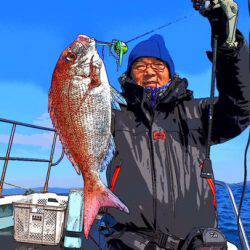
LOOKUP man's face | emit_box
[131,57,170,88]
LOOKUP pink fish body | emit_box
[49,35,129,238]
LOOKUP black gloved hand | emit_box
[192,1,230,47]
[202,6,229,47]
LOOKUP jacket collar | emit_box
[119,73,193,108]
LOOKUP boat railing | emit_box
[215,180,250,250]
[0,117,64,197]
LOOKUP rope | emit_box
[3,181,38,193]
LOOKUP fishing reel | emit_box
[192,0,211,11]
[192,0,238,48]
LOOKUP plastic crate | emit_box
[13,193,67,245]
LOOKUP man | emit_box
[97,3,249,250]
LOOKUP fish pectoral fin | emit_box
[110,86,127,111]
[63,147,81,175]
[72,163,81,175]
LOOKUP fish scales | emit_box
[49,35,129,239]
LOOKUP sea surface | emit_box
[3,183,250,249]
[216,183,250,249]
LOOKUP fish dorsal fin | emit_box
[110,86,127,110]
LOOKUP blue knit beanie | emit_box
[127,34,175,78]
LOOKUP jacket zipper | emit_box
[148,113,157,230]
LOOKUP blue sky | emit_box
[0,0,249,189]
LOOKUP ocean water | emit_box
[217,183,250,249]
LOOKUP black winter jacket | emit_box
[105,33,250,249]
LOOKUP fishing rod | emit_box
[94,14,193,67]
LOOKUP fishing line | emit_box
[125,13,194,44]
[95,13,194,67]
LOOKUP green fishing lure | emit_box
[112,40,128,66]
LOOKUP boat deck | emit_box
[0,227,63,249]
[0,223,106,250]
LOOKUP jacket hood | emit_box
[119,73,193,107]
[127,34,175,79]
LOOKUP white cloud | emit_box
[0,132,54,148]
[0,111,63,150]
[33,112,53,128]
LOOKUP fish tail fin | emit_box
[83,182,129,239]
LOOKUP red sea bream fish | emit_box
[49,35,129,238]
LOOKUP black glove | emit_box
[192,1,236,48]
[202,6,229,47]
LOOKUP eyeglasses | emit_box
[132,62,166,72]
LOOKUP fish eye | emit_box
[65,51,77,62]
